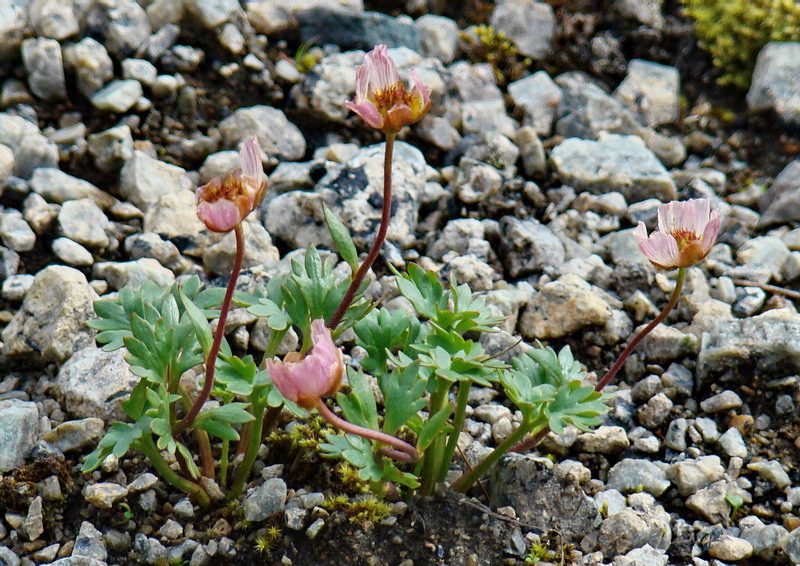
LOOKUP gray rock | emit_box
[444,254,497,291]
[555,72,640,139]
[46,558,107,566]
[607,458,670,496]
[119,150,192,213]
[127,473,158,494]
[666,455,724,497]
[699,390,742,413]
[53,238,95,267]
[462,133,519,171]
[428,218,489,262]
[450,60,503,102]
[499,216,565,277]
[415,115,461,151]
[292,51,361,124]
[93,258,175,291]
[613,59,679,127]
[55,346,140,421]
[0,399,40,472]
[758,160,800,226]
[490,454,598,543]
[2,273,34,301]
[461,99,517,137]
[0,114,59,178]
[0,244,20,280]
[246,0,363,35]
[783,524,800,564]
[184,0,239,28]
[132,533,167,565]
[202,222,279,276]
[613,0,663,29]
[697,308,800,386]
[173,499,195,520]
[3,265,98,363]
[490,0,555,59]
[664,418,688,451]
[158,518,183,539]
[708,534,753,561]
[718,426,748,459]
[73,521,107,562]
[91,79,143,113]
[22,38,67,101]
[84,482,129,510]
[297,8,420,51]
[58,199,111,248]
[0,210,35,252]
[508,71,562,136]
[124,232,181,269]
[513,127,547,177]
[0,3,26,62]
[747,460,791,490]
[87,124,134,172]
[453,158,503,204]
[739,516,787,560]
[747,42,800,127]
[219,105,305,165]
[144,189,207,247]
[596,501,671,557]
[62,38,114,97]
[551,134,676,203]
[519,274,613,339]
[42,418,104,453]
[642,323,699,363]
[594,489,627,518]
[243,478,287,522]
[416,14,458,64]
[737,236,790,280]
[85,0,151,58]
[613,544,668,566]
[0,143,13,183]
[30,168,117,209]
[574,425,629,454]
[637,392,673,429]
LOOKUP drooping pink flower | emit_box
[266,319,344,410]
[634,198,722,270]
[196,136,267,233]
[346,45,431,134]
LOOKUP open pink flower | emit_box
[196,136,267,233]
[266,319,344,410]
[346,45,431,134]
[634,198,721,270]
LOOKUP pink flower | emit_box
[196,136,267,233]
[634,198,722,270]
[345,45,431,134]
[266,319,344,410]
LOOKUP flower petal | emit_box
[700,209,722,254]
[346,100,384,129]
[365,44,398,91]
[197,198,241,233]
[239,136,263,183]
[637,229,681,269]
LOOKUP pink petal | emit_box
[239,136,263,183]
[346,100,384,129]
[384,103,412,132]
[197,199,240,233]
[639,231,681,269]
[657,200,679,234]
[409,69,431,108]
[353,64,371,102]
[266,359,302,403]
[365,44,398,91]
[700,209,722,254]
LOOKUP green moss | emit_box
[681,0,800,88]
[322,494,392,524]
[460,24,531,85]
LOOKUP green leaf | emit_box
[393,263,447,321]
[381,364,427,436]
[179,286,213,356]
[335,368,379,430]
[322,203,359,272]
[195,402,255,425]
[416,405,452,452]
[546,381,610,433]
[195,418,240,441]
[247,298,291,332]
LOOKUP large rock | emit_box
[0,113,59,178]
[219,105,306,165]
[30,168,117,209]
[62,37,114,97]
[555,72,640,140]
[550,133,676,203]
[758,159,800,226]
[55,347,140,421]
[22,37,67,101]
[266,141,425,250]
[508,71,562,136]
[297,8,420,51]
[747,42,800,127]
[697,308,800,388]
[246,0,363,35]
[2,266,98,364]
[0,400,41,472]
[119,150,193,213]
[596,501,672,557]
[490,454,598,543]
[614,59,679,127]
[82,0,151,58]
[519,274,614,339]
[490,0,555,59]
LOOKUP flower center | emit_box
[671,229,700,251]
[371,81,410,112]
[203,172,246,203]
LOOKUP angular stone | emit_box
[219,105,306,165]
[22,38,67,101]
[62,38,114,97]
[607,458,670,496]
[0,399,40,472]
[243,478,287,522]
[490,0,555,59]
[119,150,192,213]
[91,79,143,113]
[499,216,565,278]
[30,168,117,209]
[747,42,800,127]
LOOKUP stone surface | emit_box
[55,346,140,421]
[686,480,751,524]
[747,42,800,126]
[490,454,598,543]
[91,79,143,113]
[0,113,59,178]
[551,134,676,203]
[499,216,565,278]
[666,455,725,497]
[219,105,306,165]
[30,168,117,209]
[83,483,129,510]
[119,150,192,213]
[758,160,800,226]
[62,38,114,97]
[0,399,40,472]
[2,266,98,363]
[73,521,107,562]
[490,0,555,59]
[519,274,613,339]
[508,71,562,136]
[93,258,175,291]
[22,37,67,101]
[243,478,287,522]
[42,418,105,453]
[613,59,679,127]
[596,500,671,557]
[297,7,420,51]
[607,459,670,496]
[416,14,458,64]
[58,198,111,248]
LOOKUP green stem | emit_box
[228,403,266,501]
[219,439,229,488]
[419,383,449,496]
[328,134,396,329]
[510,267,688,454]
[138,434,210,507]
[450,420,537,494]
[175,223,246,434]
[436,382,471,484]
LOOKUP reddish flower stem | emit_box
[314,398,418,463]
[328,134,396,329]
[175,223,246,434]
[510,267,687,454]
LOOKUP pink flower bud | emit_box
[633,198,721,270]
[346,45,432,134]
[266,319,344,409]
[196,136,267,233]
